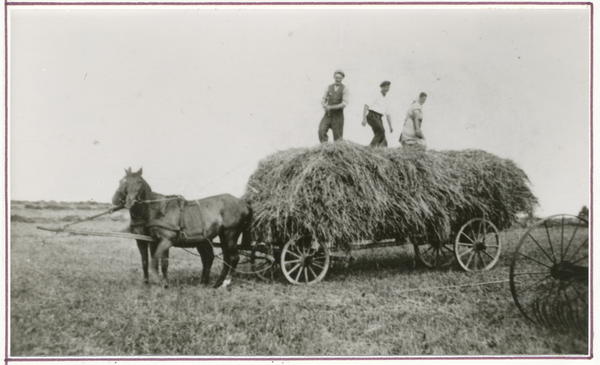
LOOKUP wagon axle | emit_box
[473,239,487,252]
[300,254,314,267]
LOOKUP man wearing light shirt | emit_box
[362,81,392,147]
[318,70,349,143]
[400,92,427,149]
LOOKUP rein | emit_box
[180,242,275,275]
[62,205,125,229]
[138,197,179,204]
[130,196,181,213]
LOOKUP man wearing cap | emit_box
[362,81,393,147]
[319,70,349,143]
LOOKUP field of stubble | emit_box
[9,201,589,357]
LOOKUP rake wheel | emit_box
[509,214,589,335]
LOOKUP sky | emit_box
[7,4,591,217]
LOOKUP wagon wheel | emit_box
[454,218,501,271]
[250,243,281,282]
[509,214,589,335]
[413,237,455,268]
[280,238,330,285]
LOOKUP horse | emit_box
[119,167,253,289]
[112,175,180,285]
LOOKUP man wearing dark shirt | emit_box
[318,70,349,143]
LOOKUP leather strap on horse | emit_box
[177,196,189,240]
[194,199,206,237]
[140,197,179,204]
[147,220,181,232]
[143,196,191,245]
[183,242,275,275]
[130,218,146,228]
[143,196,185,232]
[178,199,206,242]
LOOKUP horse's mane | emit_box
[140,179,179,218]
[140,176,152,195]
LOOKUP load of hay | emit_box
[243,141,538,248]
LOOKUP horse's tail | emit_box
[241,203,253,248]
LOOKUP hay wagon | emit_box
[244,141,538,285]
[36,142,540,288]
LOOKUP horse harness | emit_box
[133,196,210,246]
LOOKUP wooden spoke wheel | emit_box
[250,244,281,282]
[509,214,589,335]
[280,238,330,285]
[454,218,501,271]
[413,237,455,268]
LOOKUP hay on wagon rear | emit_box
[243,141,538,249]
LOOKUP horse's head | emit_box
[120,167,148,209]
[111,177,127,206]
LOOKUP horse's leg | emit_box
[149,238,172,287]
[197,242,214,285]
[161,249,170,288]
[136,240,149,284]
[148,240,160,285]
[214,231,241,289]
[213,233,230,288]
[239,216,253,251]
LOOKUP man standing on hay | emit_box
[318,70,349,143]
[362,80,393,147]
[400,92,427,148]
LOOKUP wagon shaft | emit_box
[37,226,155,242]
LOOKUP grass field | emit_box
[9,201,589,357]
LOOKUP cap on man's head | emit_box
[334,70,345,78]
[380,81,391,87]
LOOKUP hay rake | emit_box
[509,214,589,336]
